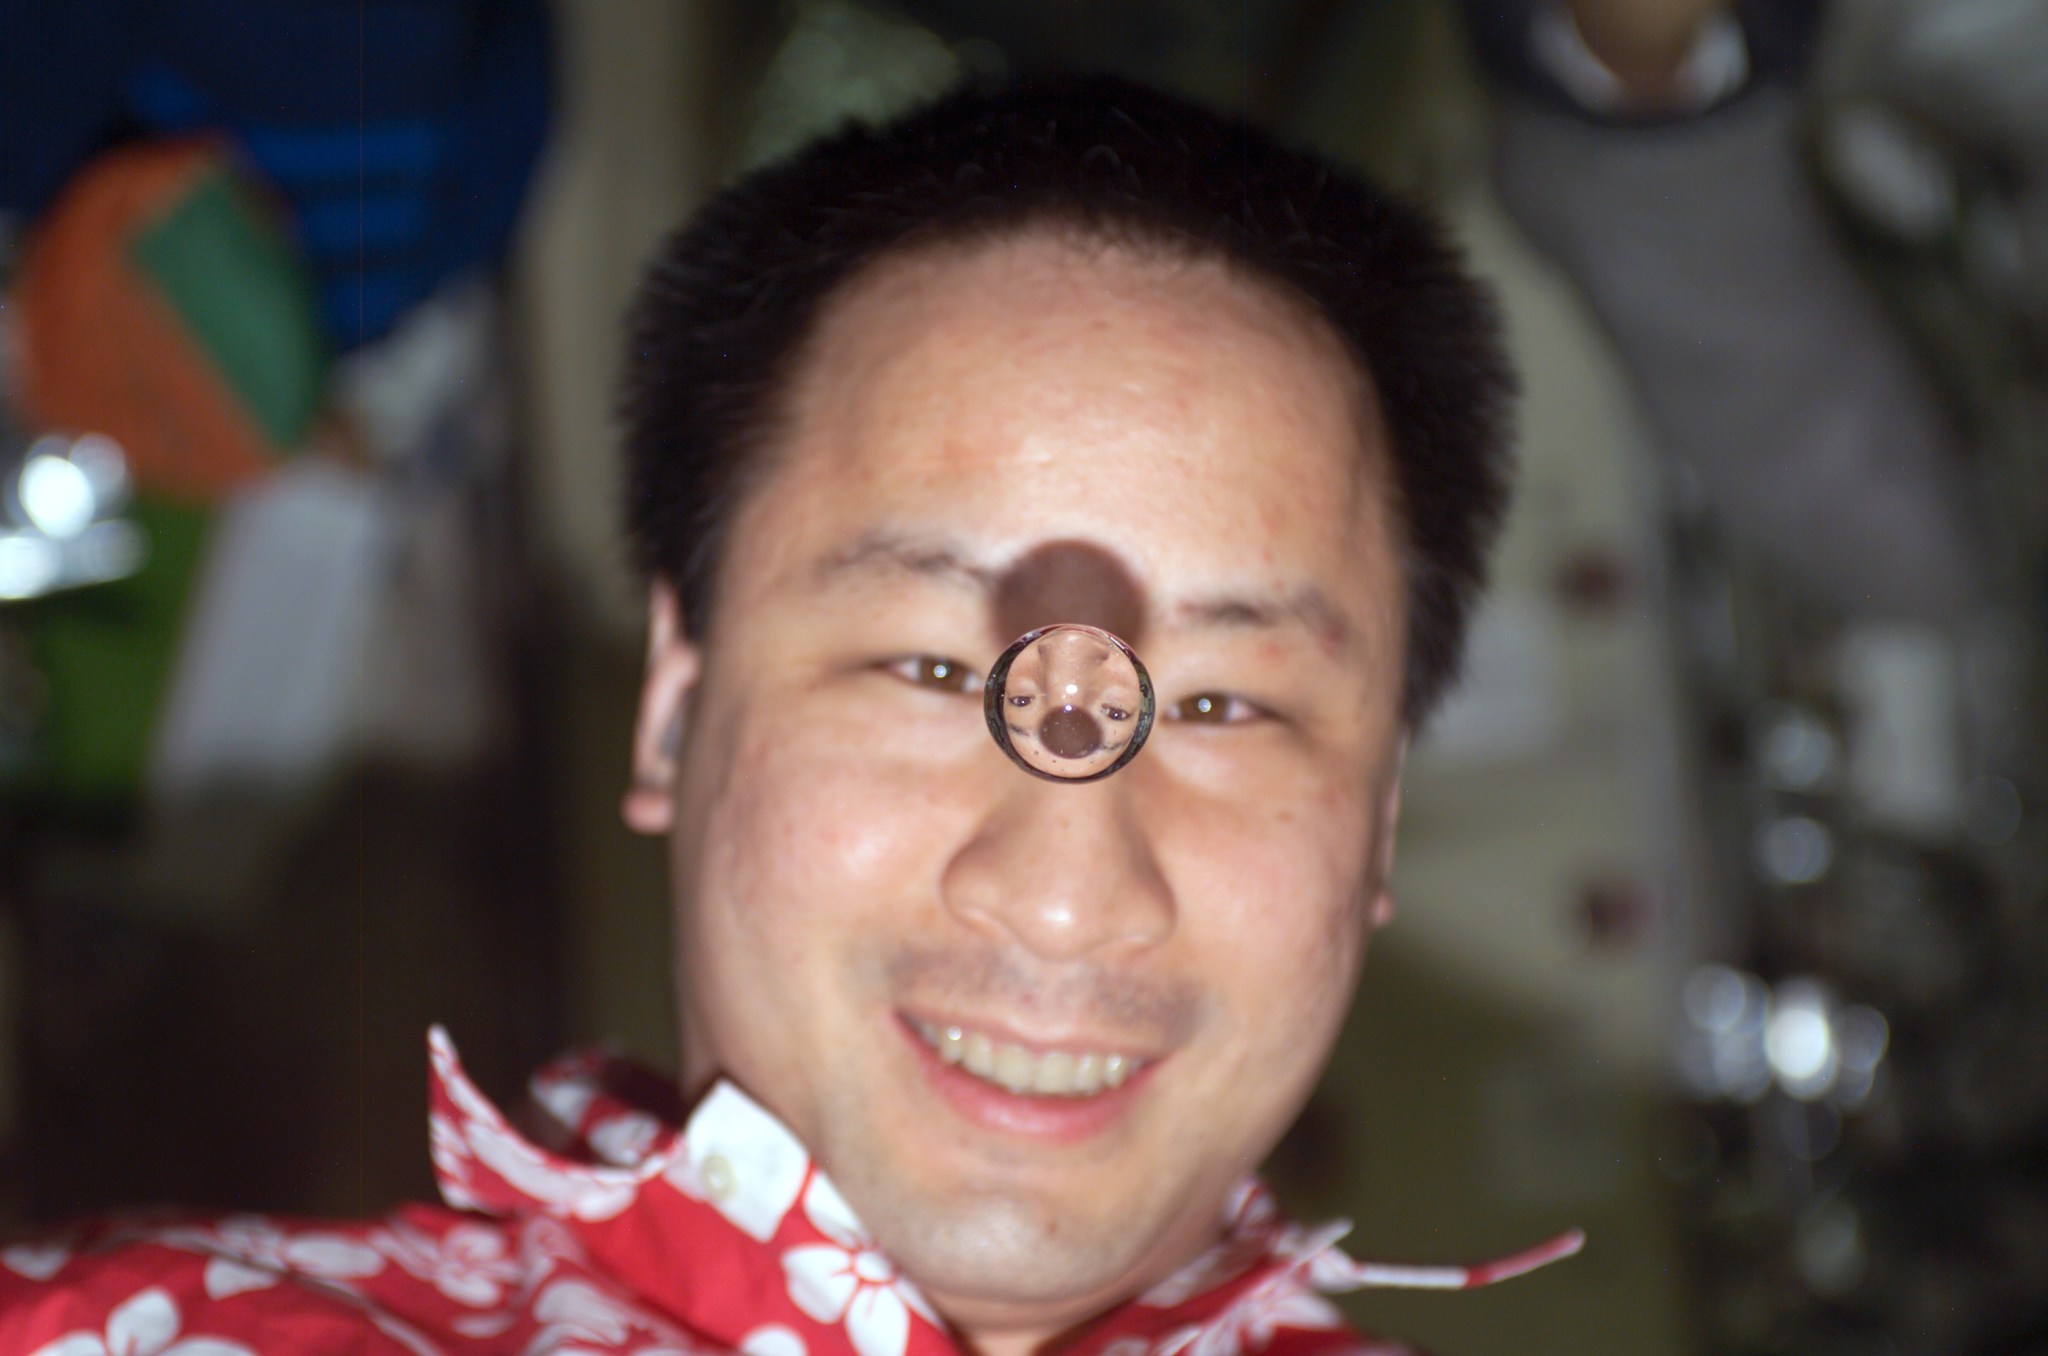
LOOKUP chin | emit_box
[875,1189,1158,1327]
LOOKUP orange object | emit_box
[16,139,325,504]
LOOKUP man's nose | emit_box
[939,776,1175,963]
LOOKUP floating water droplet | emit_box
[985,624,1153,782]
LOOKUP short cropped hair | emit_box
[622,72,1513,725]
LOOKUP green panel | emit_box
[7,499,212,811]
[128,171,328,451]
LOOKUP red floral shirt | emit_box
[0,1028,1579,1355]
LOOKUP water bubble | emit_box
[985,624,1153,783]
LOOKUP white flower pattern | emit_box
[457,1080,644,1221]
[28,1287,255,1356]
[3,1243,71,1282]
[528,1277,636,1351]
[375,1218,526,1307]
[1140,1183,1299,1310]
[740,1324,809,1356]
[0,1039,1526,1356]
[430,1109,477,1205]
[525,1276,692,1355]
[781,1176,937,1356]
[588,1111,663,1168]
[1154,1275,1345,1356]
[151,1216,384,1301]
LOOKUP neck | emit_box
[967,1333,1051,1356]
[929,1278,1148,1356]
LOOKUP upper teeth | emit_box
[910,1018,1142,1097]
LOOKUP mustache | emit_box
[882,943,1204,1042]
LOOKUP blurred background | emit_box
[2,2,2045,1353]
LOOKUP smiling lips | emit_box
[906,1016,1147,1098]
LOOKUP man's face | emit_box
[627,233,1408,1342]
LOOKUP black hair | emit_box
[622,72,1513,725]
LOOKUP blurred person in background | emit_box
[1453,3,2048,1352]
[1460,0,1983,622]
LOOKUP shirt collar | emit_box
[425,1027,1580,1356]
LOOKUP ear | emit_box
[622,579,702,836]
[1365,736,1408,930]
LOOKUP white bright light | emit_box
[1768,1008,1832,1081]
[67,433,131,509]
[1684,965,1754,1033]
[1766,981,1841,1099]
[18,453,97,538]
[0,532,61,599]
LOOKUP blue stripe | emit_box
[297,195,429,254]
[321,263,437,346]
[240,121,440,182]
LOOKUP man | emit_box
[0,74,1576,1355]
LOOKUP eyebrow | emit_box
[813,532,997,593]
[1174,586,1353,653]
[812,530,1352,651]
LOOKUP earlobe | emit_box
[1366,737,1407,931]
[622,579,702,836]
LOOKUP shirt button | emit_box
[702,1152,738,1203]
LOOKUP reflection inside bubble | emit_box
[985,624,1153,782]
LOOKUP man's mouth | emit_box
[905,1016,1144,1098]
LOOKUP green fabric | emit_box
[6,499,211,811]
[128,171,328,451]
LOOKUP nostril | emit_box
[1039,704,1102,760]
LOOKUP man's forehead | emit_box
[795,230,1381,442]
[744,232,1400,660]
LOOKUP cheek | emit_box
[685,697,978,967]
[673,695,985,1098]
[1157,775,1375,1041]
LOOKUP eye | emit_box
[883,656,984,695]
[1166,692,1261,725]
